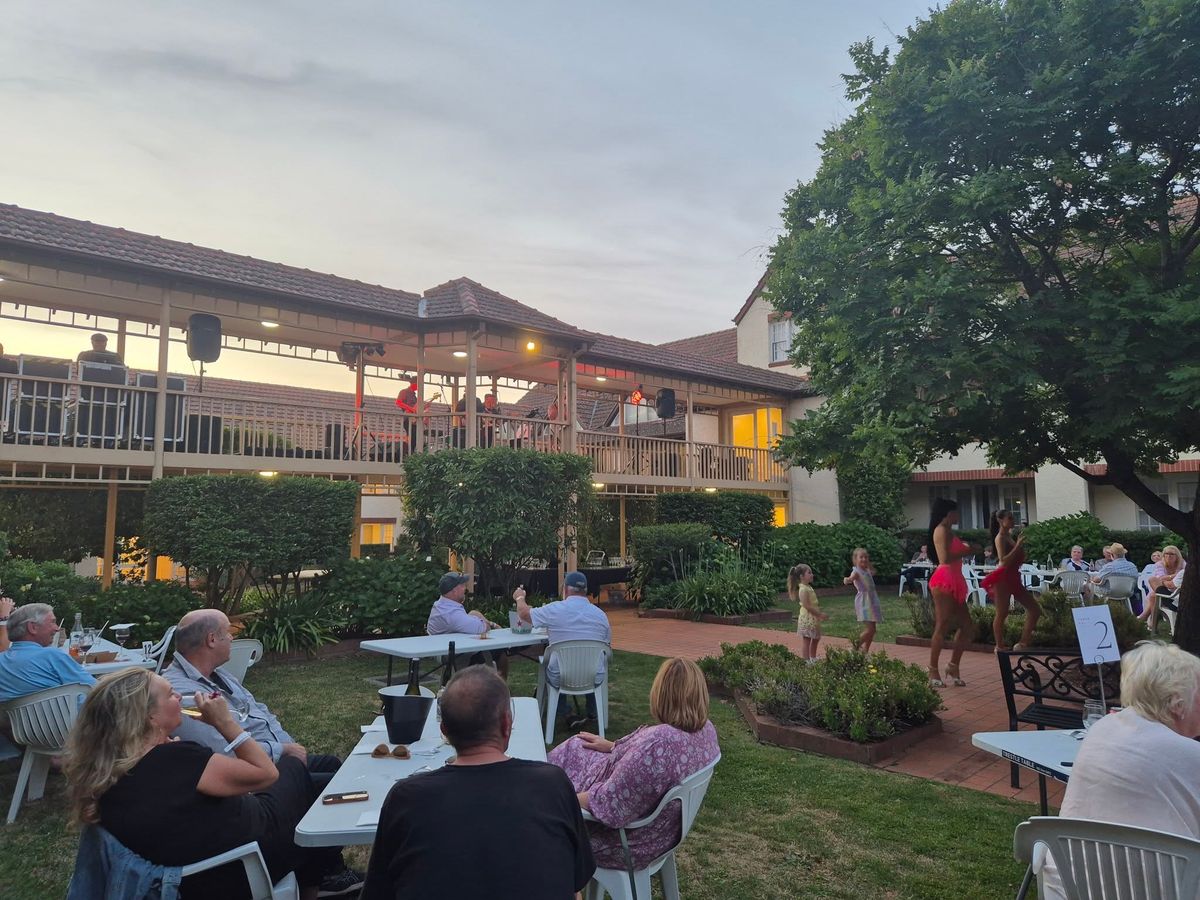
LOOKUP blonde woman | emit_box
[1039,642,1200,898]
[65,668,326,899]
[549,658,720,871]
[1138,545,1187,623]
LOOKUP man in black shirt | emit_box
[76,332,124,365]
[363,666,595,900]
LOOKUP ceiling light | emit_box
[452,350,469,358]
[259,471,278,478]
[595,376,607,382]
[704,487,718,493]
[261,320,279,328]
[592,482,605,489]
[526,340,537,351]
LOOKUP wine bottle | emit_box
[405,659,421,696]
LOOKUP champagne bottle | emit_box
[405,659,422,696]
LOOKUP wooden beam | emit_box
[101,481,118,590]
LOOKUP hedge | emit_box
[628,523,715,597]
[655,492,775,549]
[313,553,444,637]
[765,521,904,588]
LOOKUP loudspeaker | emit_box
[654,388,676,419]
[187,314,222,363]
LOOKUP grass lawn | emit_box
[0,648,1032,899]
[752,587,913,645]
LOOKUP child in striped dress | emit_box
[789,564,828,661]
[843,547,883,653]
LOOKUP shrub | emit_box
[628,523,715,596]
[1103,529,1186,568]
[898,528,990,561]
[0,557,101,624]
[79,581,203,646]
[315,554,443,637]
[763,521,903,588]
[240,591,343,655]
[655,492,775,549]
[670,567,777,618]
[698,640,803,692]
[1019,513,1107,565]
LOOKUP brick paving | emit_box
[604,604,1063,809]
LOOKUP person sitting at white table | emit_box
[426,571,507,677]
[1087,542,1139,600]
[0,603,95,702]
[1038,641,1200,899]
[1059,545,1091,572]
[516,571,611,729]
[362,666,594,900]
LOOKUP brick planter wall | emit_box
[639,608,793,626]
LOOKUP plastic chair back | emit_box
[148,625,177,674]
[224,639,265,682]
[4,683,89,753]
[586,550,606,567]
[1096,574,1137,607]
[546,640,610,692]
[1055,571,1090,602]
[1014,816,1200,900]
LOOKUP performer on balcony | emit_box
[76,333,123,365]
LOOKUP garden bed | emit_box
[639,607,793,625]
[731,690,943,765]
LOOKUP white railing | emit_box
[579,432,788,485]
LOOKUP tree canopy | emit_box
[768,0,1200,646]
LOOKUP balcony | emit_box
[0,369,788,489]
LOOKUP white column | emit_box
[151,296,171,479]
[465,331,478,449]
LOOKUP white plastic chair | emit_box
[1052,570,1090,604]
[1151,586,1180,636]
[3,683,90,824]
[1093,574,1138,613]
[898,567,928,599]
[536,639,611,745]
[146,625,177,674]
[586,550,607,567]
[224,638,264,682]
[962,565,988,606]
[1019,564,1043,592]
[583,754,721,900]
[181,841,299,899]
[1013,816,1200,900]
[1138,571,1155,613]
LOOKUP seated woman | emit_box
[548,657,719,871]
[1138,545,1186,623]
[65,668,326,900]
[1038,641,1200,899]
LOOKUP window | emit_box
[1000,484,1028,524]
[1179,481,1198,514]
[773,504,787,527]
[731,408,783,449]
[769,318,795,364]
[1136,483,1169,531]
[361,523,395,546]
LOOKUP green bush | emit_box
[1103,529,1186,568]
[315,554,443,637]
[628,523,715,596]
[468,591,549,627]
[763,521,903,588]
[1019,513,1107,565]
[0,557,101,624]
[79,581,203,646]
[240,591,343,655]
[700,641,941,743]
[655,492,775,549]
[670,568,776,618]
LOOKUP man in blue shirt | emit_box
[426,572,506,676]
[0,603,95,702]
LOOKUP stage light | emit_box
[704,487,718,493]
[526,340,537,351]
[596,376,607,382]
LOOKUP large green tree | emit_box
[769,0,1200,649]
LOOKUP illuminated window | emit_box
[732,408,783,449]
[361,523,395,546]
[773,504,787,527]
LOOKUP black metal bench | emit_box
[996,649,1121,800]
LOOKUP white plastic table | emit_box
[972,729,1082,814]
[360,628,549,685]
[294,696,546,846]
[58,636,156,675]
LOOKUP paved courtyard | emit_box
[604,603,1064,808]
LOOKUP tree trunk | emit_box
[1172,534,1200,655]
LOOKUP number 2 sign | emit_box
[1072,604,1121,664]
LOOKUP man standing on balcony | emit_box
[481,392,501,447]
[76,332,123,365]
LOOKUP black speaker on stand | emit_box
[654,388,676,419]
[187,314,222,391]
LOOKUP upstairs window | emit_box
[769,318,795,364]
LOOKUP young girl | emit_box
[842,548,883,653]
[789,564,828,661]
[980,509,1040,651]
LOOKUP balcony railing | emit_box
[0,371,786,486]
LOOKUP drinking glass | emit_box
[1082,699,1105,732]
[112,625,132,648]
[79,628,97,656]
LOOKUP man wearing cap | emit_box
[515,572,611,729]
[1089,543,1140,601]
[426,572,507,676]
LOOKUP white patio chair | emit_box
[1013,816,1200,900]
[1018,564,1043,592]
[223,638,264,682]
[536,639,611,745]
[898,566,928,599]
[1093,574,1138,613]
[586,550,607,567]
[1051,570,1090,604]
[962,565,988,606]
[4,683,90,824]
[1150,586,1180,637]
[583,754,721,900]
[181,842,299,898]
[145,624,177,674]
[1138,571,1154,613]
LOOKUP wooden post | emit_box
[101,482,118,590]
[566,351,578,453]
[619,495,627,559]
[466,331,478,449]
[350,488,363,559]
[116,317,127,360]
[152,295,171,479]
[685,384,695,481]
[415,333,426,452]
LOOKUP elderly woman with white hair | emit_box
[1039,641,1200,899]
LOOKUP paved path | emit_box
[606,604,1063,808]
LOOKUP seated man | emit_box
[163,609,362,897]
[76,332,123,365]
[1089,542,1139,594]
[0,603,95,702]
[516,571,611,728]
[426,572,506,677]
[363,666,594,900]
[1059,545,1091,571]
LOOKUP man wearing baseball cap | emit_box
[515,571,611,729]
[427,572,507,676]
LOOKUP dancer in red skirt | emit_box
[981,509,1041,651]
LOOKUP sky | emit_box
[0,0,935,392]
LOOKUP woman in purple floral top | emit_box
[548,657,719,870]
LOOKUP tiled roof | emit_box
[733,272,767,324]
[657,328,738,363]
[421,278,585,339]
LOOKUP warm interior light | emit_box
[259,471,278,478]
[452,350,469,358]
[704,487,718,493]
[261,320,279,328]
[526,340,537,351]
[629,386,643,406]
[595,376,607,382]
[592,482,605,489]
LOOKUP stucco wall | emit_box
[1033,466,1091,519]
[736,296,808,377]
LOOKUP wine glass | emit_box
[112,624,133,649]
[77,628,96,659]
